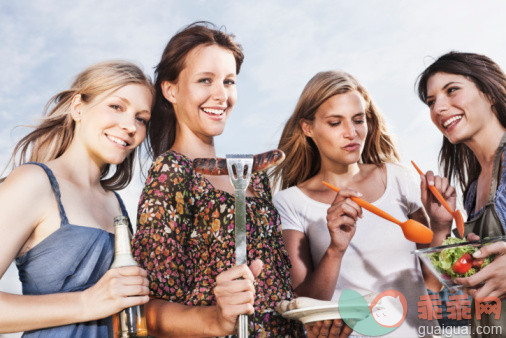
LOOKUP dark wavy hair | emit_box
[147,21,244,159]
[417,51,506,196]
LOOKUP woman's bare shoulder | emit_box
[1,164,54,202]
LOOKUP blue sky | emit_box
[1,0,506,327]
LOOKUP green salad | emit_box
[430,237,494,278]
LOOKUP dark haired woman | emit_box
[417,51,506,335]
[131,22,305,336]
[0,61,152,336]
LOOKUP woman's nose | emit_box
[212,83,227,102]
[343,121,357,138]
[432,95,449,115]
[120,115,137,134]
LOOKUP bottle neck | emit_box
[111,222,138,268]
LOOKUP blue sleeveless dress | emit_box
[15,162,129,337]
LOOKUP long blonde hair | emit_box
[5,60,154,190]
[272,70,399,190]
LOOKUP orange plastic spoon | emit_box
[411,161,465,238]
[322,181,433,244]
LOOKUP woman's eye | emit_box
[354,119,365,124]
[109,104,122,110]
[329,121,340,127]
[198,78,212,84]
[224,79,236,85]
[427,100,434,108]
[447,87,459,94]
[136,117,148,125]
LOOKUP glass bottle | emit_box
[111,216,148,338]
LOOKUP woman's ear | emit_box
[161,81,177,104]
[70,94,83,122]
[300,119,313,137]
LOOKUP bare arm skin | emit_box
[144,260,263,337]
[0,166,148,333]
[283,189,362,301]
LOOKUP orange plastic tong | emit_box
[322,181,433,244]
[411,161,465,238]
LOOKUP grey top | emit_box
[15,162,128,337]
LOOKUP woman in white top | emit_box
[271,70,450,336]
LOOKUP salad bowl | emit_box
[413,236,506,290]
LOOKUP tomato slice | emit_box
[452,253,473,274]
[472,258,484,269]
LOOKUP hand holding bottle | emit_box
[79,266,149,322]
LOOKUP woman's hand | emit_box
[80,266,150,322]
[419,171,455,232]
[326,188,362,254]
[305,319,353,337]
[213,259,263,334]
[454,234,506,300]
[420,171,457,242]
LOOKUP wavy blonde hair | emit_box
[272,70,399,190]
[4,60,154,190]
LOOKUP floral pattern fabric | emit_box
[132,150,304,337]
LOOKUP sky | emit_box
[1,0,506,334]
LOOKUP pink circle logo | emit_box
[369,290,408,328]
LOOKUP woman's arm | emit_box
[0,166,149,333]
[145,261,263,337]
[0,266,148,333]
[282,189,362,300]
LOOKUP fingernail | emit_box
[357,192,363,197]
[473,250,481,257]
[428,180,434,185]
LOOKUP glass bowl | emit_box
[412,236,506,290]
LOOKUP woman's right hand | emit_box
[213,259,263,334]
[326,188,362,254]
[80,266,149,322]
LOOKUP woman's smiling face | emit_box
[76,83,152,166]
[163,44,237,144]
[426,72,495,144]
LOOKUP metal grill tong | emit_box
[225,154,253,338]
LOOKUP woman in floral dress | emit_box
[131,22,304,337]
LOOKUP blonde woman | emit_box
[272,71,449,336]
[0,61,153,337]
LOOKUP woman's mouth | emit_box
[442,115,463,130]
[343,143,360,152]
[106,134,130,148]
[202,107,226,119]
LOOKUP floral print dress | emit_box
[132,150,304,337]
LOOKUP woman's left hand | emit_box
[454,241,506,300]
[419,171,455,230]
[305,319,353,337]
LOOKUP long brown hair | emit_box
[147,21,244,159]
[417,52,506,196]
[272,70,399,190]
[5,60,154,190]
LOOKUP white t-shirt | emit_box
[273,163,438,337]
